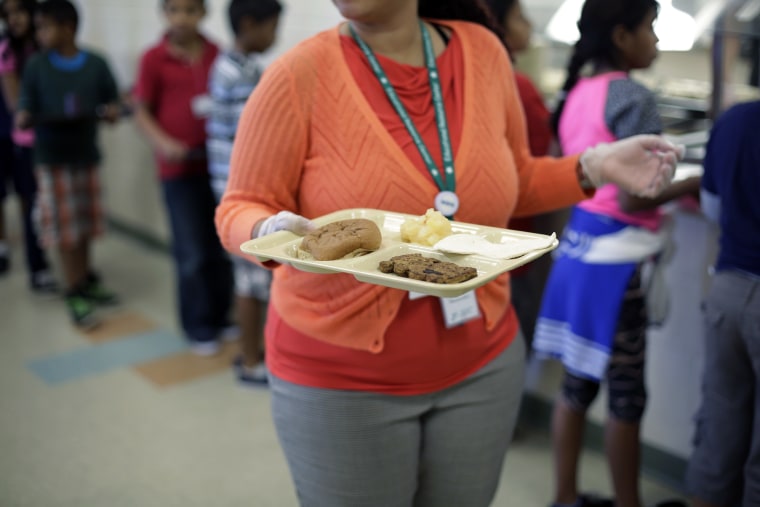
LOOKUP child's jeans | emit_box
[161,173,233,343]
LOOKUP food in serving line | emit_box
[379,253,477,284]
[299,218,382,261]
[400,208,452,246]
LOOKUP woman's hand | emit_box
[580,135,685,198]
[254,211,317,239]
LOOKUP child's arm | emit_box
[97,56,122,124]
[132,103,189,162]
[132,50,189,162]
[618,175,701,213]
[0,73,21,112]
[14,55,38,130]
[0,41,21,111]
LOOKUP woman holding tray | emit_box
[215,0,682,505]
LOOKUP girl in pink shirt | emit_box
[534,1,700,506]
[0,0,56,293]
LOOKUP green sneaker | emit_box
[83,274,119,306]
[66,294,99,329]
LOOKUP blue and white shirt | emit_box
[206,50,263,197]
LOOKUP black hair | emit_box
[418,0,504,43]
[551,0,658,133]
[36,0,78,32]
[228,0,282,36]
[0,0,38,74]
[481,0,517,30]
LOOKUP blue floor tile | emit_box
[28,330,188,385]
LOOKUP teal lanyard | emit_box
[350,21,455,194]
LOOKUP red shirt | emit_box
[508,72,553,259]
[133,34,218,180]
[514,72,551,158]
[266,29,518,395]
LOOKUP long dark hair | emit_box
[551,0,658,133]
[419,0,504,42]
[0,0,38,75]
[481,0,517,30]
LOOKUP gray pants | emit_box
[686,270,760,505]
[270,337,526,507]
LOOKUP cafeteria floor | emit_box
[0,200,681,506]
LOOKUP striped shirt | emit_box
[206,50,263,197]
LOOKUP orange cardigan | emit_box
[215,20,585,353]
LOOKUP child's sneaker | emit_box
[30,269,59,296]
[65,292,99,330]
[233,356,269,386]
[189,340,220,357]
[82,272,119,306]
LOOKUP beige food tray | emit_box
[240,208,558,298]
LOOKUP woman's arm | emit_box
[215,59,309,255]
[132,103,188,162]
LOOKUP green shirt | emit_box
[19,49,118,165]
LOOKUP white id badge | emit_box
[440,291,481,328]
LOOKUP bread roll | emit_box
[300,219,382,261]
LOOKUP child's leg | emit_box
[36,164,106,327]
[11,146,56,291]
[59,238,88,289]
[233,258,271,367]
[0,201,7,273]
[605,418,641,507]
[605,267,648,507]
[237,294,265,366]
[231,258,270,383]
[553,373,600,505]
[0,137,10,273]
[161,174,233,345]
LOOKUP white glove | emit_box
[255,211,316,238]
[580,135,685,198]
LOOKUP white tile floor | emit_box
[0,201,681,506]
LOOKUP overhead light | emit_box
[546,0,697,51]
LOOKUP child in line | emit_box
[532,1,700,506]
[0,0,57,293]
[133,0,233,355]
[16,0,121,328]
[207,0,281,383]
[686,101,760,507]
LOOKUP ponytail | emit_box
[419,0,505,43]
[550,38,594,134]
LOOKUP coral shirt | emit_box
[216,21,586,391]
[266,30,517,394]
